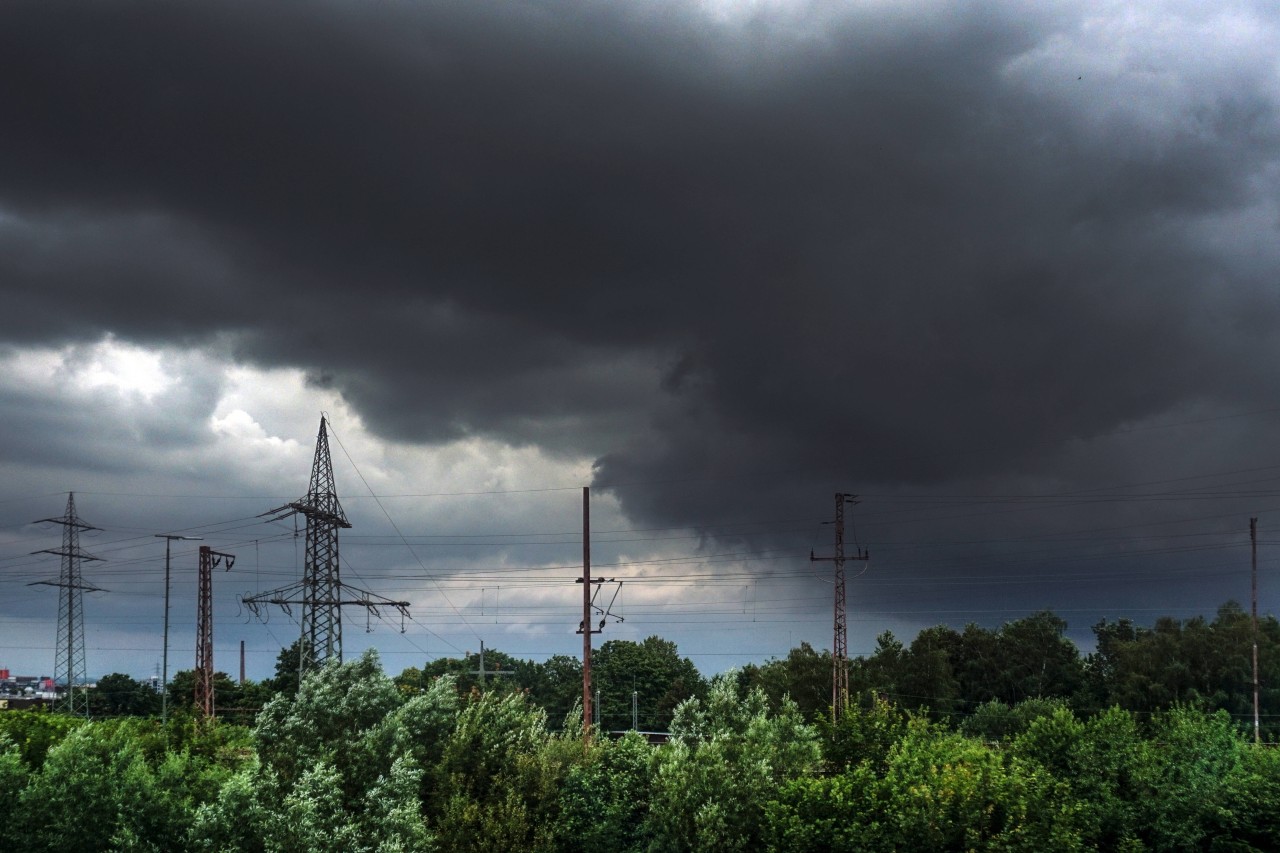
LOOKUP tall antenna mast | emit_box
[811,492,868,723]
[243,416,408,673]
[29,492,103,717]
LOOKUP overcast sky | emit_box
[2,0,1279,685]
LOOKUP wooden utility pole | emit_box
[578,486,596,739]
[1252,517,1260,744]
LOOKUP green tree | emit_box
[0,710,85,768]
[556,731,653,853]
[875,718,1081,850]
[0,735,28,847]
[647,674,820,851]
[895,625,962,718]
[433,688,580,853]
[527,654,583,725]
[1131,706,1253,851]
[739,641,831,721]
[90,672,162,718]
[1083,603,1280,729]
[961,697,1072,743]
[778,714,1085,852]
[166,669,258,717]
[822,695,910,771]
[17,719,227,852]
[592,636,705,733]
[995,611,1083,703]
[269,639,312,697]
[198,650,443,851]
[1012,705,1143,849]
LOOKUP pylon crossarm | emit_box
[28,580,107,593]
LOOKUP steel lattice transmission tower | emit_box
[243,416,409,673]
[29,492,103,717]
[811,493,868,723]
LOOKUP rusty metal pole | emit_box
[195,546,235,719]
[1252,517,1260,744]
[582,486,592,740]
[832,495,848,720]
[811,493,866,724]
[196,547,214,717]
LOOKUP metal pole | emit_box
[582,487,592,739]
[810,494,864,724]
[833,495,846,720]
[156,534,201,723]
[1252,517,1260,744]
[163,537,170,722]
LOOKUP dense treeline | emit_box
[742,602,1280,735]
[72,601,1280,735]
[2,602,1279,850]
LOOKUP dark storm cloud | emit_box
[2,0,1279,540]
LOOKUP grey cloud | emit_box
[0,0,1277,615]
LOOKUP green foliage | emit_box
[269,761,364,852]
[167,669,267,719]
[190,762,272,853]
[0,735,28,847]
[961,696,1072,743]
[1217,740,1280,850]
[593,636,706,733]
[852,612,1084,721]
[1012,706,1143,849]
[739,641,831,721]
[16,719,231,852]
[647,674,820,852]
[410,646,534,698]
[557,731,654,853]
[821,695,910,770]
[255,649,404,790]
[525,654,583,725]
[1082,604,1280,729]
[763,766,884,853]
[197,650,439,852]
[432,688,580,853]
[90,672,162,717]
[876,719,1083,850]
[10,618,1280,851]
[768,718,1084,852]
[1132,706,1252,851]
[0,709,84,768]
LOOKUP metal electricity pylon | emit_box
[29,492,103,717]
[195,545,235,718]
[811,493,869,723]
[242,416,409,674]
